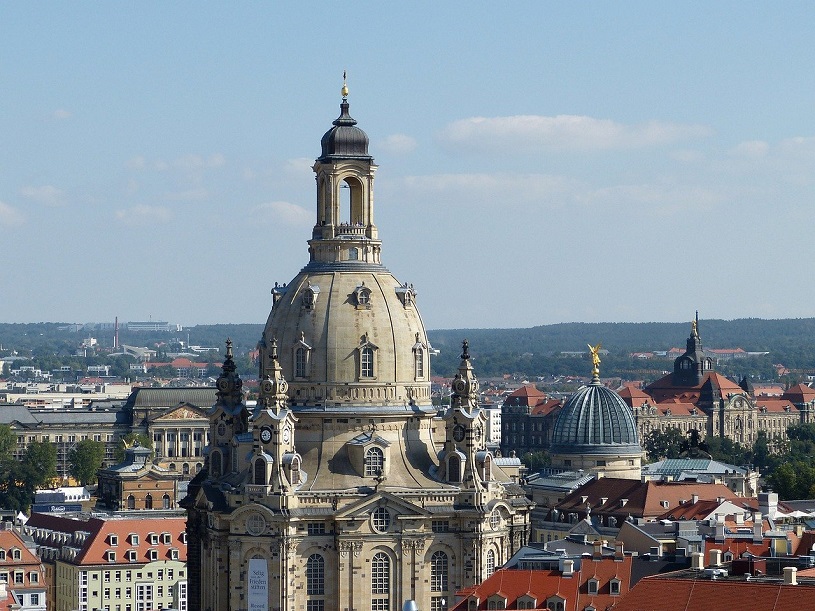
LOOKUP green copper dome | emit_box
[550,378,641,456]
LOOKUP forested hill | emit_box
[426,318,815,378]
[2,318,815,381]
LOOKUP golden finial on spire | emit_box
[341,70,349,99]
[588,343,602,378]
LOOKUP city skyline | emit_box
[2,2,814,329]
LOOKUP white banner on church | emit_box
[248,558,269,611]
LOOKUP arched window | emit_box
[306,554,325,595]
[371,552,390,611]
[448,456,461,483]
[415,348,425,379]
[290,456,301,485]
[365,447,384,476]
[254,458,267,485]
[162,494,171,509]
[211,451,222,477]
[371,508,391,533]
[361,347,374,378]
[430,551,449,592]
[483,454,492,481]
[145,494,153,510]
[295,347,307,378]
[127,495,135,510]
[486,549,496,577]
[183,463,190,475]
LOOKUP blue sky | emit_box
[2,2,814,329]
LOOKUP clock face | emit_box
[453,379,467,394]
[261,380,274,394]
[282,427,291,443]
[453,424,466,442]
[260,427,272,444]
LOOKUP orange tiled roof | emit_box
[452,558,633,611]
[26,513,187,565]
[613,576,815,611]
[504,385,547,406]
[783,383,815,404]
[755,398,797,413]
[531,399,561,416]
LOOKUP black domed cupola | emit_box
[319,73,370,160]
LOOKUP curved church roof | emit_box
[550,375,641,456]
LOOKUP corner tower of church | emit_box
[184,81,532,611]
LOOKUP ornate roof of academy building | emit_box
[550,344,640,456]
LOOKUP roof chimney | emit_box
[562,559,574,577]
[593,540,603,559]
[692,493,699,504]
[784,566,798,585]
[709,549,722,567]
[615,541,625,559]
[753,514,763,543]
[691,552,705,570]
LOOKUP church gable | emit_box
[333,491,433,522]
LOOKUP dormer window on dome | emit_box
[396,283,416,308]
[413,333,427,380]
[354,283,372,309]
[301,283,320,310]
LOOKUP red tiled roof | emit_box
[504,385,547,407]
[755,398,797,413]
[783,383,815,404]
[26,513,187,565]
[557,479,740,521]
[613,576,815,611]
[644,371,745,404]
[617,386,653,407]
[452,558,633,611]
[531,399,561,416]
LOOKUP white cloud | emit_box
[252,201,312,226]
[0,201,24,226]
[399,171,725,217]
[379,133,417,155]
[730,140,770,158]
[587,183,725,216]
[19,185,65,207]
[52,109,71,119]
[115,205,172,226]
[401,172,583,207]
[438,114,712,152]
[127,156,147,170]
[283,157,314,178]
[163,188,209,202]
[171,153,226,171]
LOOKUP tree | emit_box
[643,428,685,462]
[0,425,15,462]
[521,451,552,472]
[68,439,105,486]
[23,441,58,489]
[113,433,153,463]
[752,431,771,471]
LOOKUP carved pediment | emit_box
[333,491,433,521]
[152,402,210,422]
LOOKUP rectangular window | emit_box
[431,520,450,533]
[29,572,39,583]
[307,522,326,536]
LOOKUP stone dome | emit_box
[263,268,432,415]
[550,377,641,456]
[319,99,370,159]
